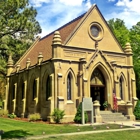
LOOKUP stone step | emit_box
[100,111,129,122]
[100,111,122,114]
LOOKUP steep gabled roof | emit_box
[14,13,86,72]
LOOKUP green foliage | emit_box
[0,109,8,117]
[107,18,140,93]
[0,0,41,100]
[107,18,130,48]
[134,100,140,120]
[103,101,108,108]
[74,102,88,124]
[8,113,16,118]
[0,78,6,100]
[0,0,42,76]
[28,113,41,121]
[51,108,65,123]
[129,22,140,91]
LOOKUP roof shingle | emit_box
[13,13,86,72]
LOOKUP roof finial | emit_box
[124,43,132,54]
[38,52,43,65]
[7,55,14,76]
[7,55,13,67]
[26,58,31,69]
[52,31,62,45]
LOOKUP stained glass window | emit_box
[90,26,99,37]
[46,76,51,100]
[12,84,15,99]
[33,79,36,100]
[119,76,123,99]
[21,83,24,99]
[90,68,104,86]
[67,74,71,100]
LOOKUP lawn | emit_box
[41,130,140,140]
[0,117,134,139]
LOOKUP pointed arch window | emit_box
[12,84,15,100]
[90,68,105,86]
[119,76,123,100]
[33,79,36,100]
[21,82,25,99]
[46,76,51,100]
[67,74,71,100]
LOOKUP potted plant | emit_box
[103,101,108,110]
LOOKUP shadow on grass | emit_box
[2,130,33,139]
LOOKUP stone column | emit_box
[4,55,14,111]
[51,31,62,109]
[83,78,88,97]
[57,73,64,110]
[57,96,64,110]
[34,78,39,113]
[21,81,27,118]
[93,100,102,123]
[12,83,17,114]
[57,73,62,96]
[126,101,135,121]
[79,58,86,99]
[131,79,138,109]
[4,82,8,111]
[115,81,121,102]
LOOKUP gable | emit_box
[65,5,124,54]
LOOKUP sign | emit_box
[82,97,94,124]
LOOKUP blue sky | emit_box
[29,0,140,37]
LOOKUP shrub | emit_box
[8,113,16,119]
[103,101,108,108]
[0,109,8,117]
[74,102,88,123]
[51,108,65,123]
[134,100,140,120]
[28,113,41,121]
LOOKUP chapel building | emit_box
[4,4,138,122]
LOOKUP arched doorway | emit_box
[90,68,105,110]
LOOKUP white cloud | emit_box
[58,0,83,6]
[30,0,51,7]
[106,0,140,28]
[30,0,91,7]
[30,0,91,37]
[85,0,92,9]
[116,0,140,14]
[105,9,139,29]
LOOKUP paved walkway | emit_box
[5,121,140,140]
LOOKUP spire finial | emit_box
[124,42,132,54]
[26,58,31,69]
[7,55,13,67]
[52,31,62,45]
[38,52,43,65]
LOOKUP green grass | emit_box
[41,130,140,140]
[0,117,134,139]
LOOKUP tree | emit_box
[107,18,130,48]
[108,18,140,96]
[0,0,41,100]
[130,22,140,92]
[134,100,140,119]
[0,0,41,76]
